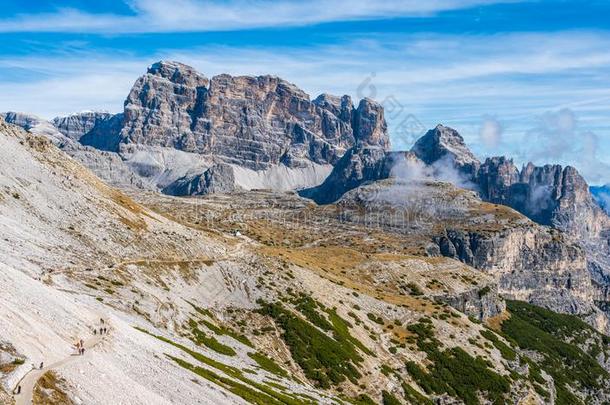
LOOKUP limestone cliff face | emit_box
[410,125,610,243]
[7,61,390,196]
[433,281,506,321]
[338,178,606,329]
[52,112,123,151]
[477,156,610,323]
[478,158,610,238]
[434,226,598,320]
[119,61,389,171]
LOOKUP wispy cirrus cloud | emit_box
[3,31,610,122]
[0,0,520,33]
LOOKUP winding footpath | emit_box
[13,325,109,405]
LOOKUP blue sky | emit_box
[0,0,609,184]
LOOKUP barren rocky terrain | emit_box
[1,62,610,405]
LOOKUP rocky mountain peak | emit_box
[119,61,390,172]
[147,60,209,86]
[313,93,354,121]
[411,124,480,178]
[477,156,520,203]
[354,98,389,149]
[412,124,478,165]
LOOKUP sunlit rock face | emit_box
[119,61,389,171]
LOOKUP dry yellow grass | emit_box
[485,310,511,332]
[259,245,441,311]
[33,371,74,405]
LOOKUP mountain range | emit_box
[1,61,610,404]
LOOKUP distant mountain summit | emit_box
[411,124,480,178]
[118,60,389,171]
[4,60,390,195]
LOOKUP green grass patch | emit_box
[366,313,384,325]
[480,330,516,361]
[381,390,401,405]
[185,300,214,318]
[258,300,363,389]
[405,319,510,405]
[501,301,610,405]
[349,394,376,404]
[248,352,288,377]
[188,319,237,356]
[187,301,253,348]
[401,382,433,405]
[406,282,424,296]
[135,327,312,405]
[325,308,373,356]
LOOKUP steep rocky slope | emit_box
[415,128,610,326]
[299,145,397,204]
[135,186,610,404]
[302,122,610,332]
[1,115,610,404]
[338,179,608,331]
[0,118,339,404]
[52,111,123,151]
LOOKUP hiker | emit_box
[100,318,104,324]
[40,362,43,369]
[94,329,97,335]
[16,385,21,394]
[82,347,85,355]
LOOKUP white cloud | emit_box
[0,30,609,184]
[479,116,503,150]
[518,107,610,184]
[0,0,519,33]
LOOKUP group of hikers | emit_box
[74,338,86,355]
[13,317,110,397]
[94,317,108,336]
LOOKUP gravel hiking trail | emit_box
[14,321,110,405]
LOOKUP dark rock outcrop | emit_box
[411,124,480,179]
[299,146,396,204]
[53,112,123,151]
[162,163,237,196]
